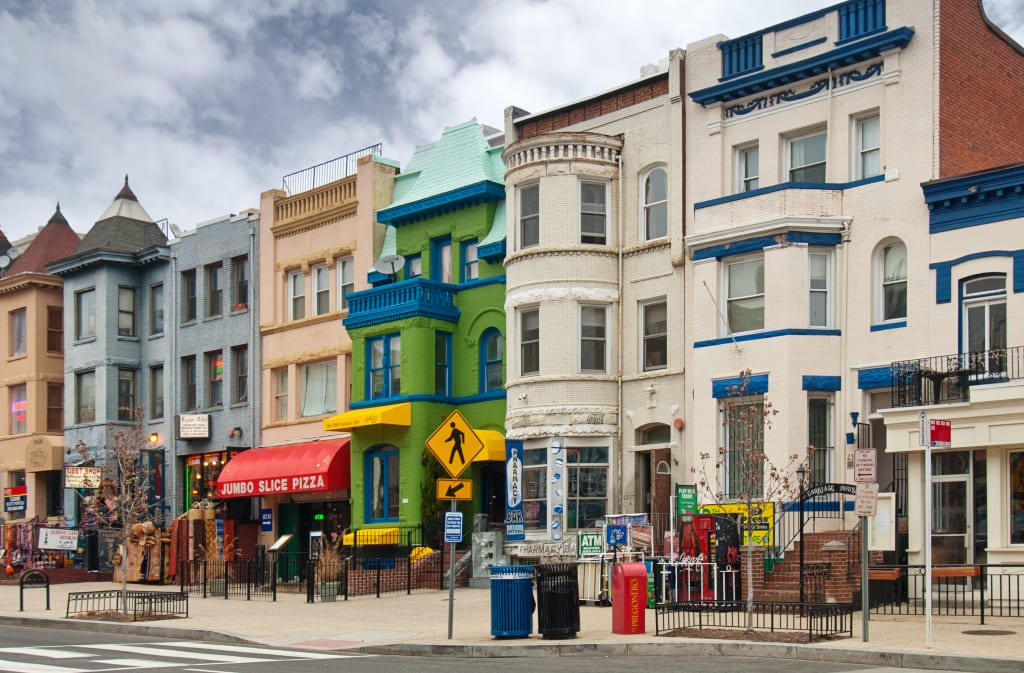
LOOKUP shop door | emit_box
[932,478,969,565]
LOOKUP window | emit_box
[877,241,907,322]
[519,184,540,248]
[367,445,400,521]
[117,287,136,336]
[336,256,354,310]
[1011,451,1024,545]
[462,240,479,282]
[368,335,401,400]
[405,254,422,279]
[7,470,25,519]
[639,425,671,444]
[10,308,26,356]
[519,308,539,376]
[182,356,197,411]
[643,168,668,240]
[288,270,305,320]
[580,305,607,373]
[117,369,136,421]
[312,264,330,315]
[149,366,164,420]
[9,384,26,434]
[435,332,451,396]
[149,284,164,335]
[232,254,249,308]
[565,447,609,529]
[273,368,288,421]
[721,397,765,500]
[727,256,764,333]
[46,383,63,431]
[642,300,667,371]
[809,250,831,327]
[808,396,833,483]
[47,307,62,353]
[962,275,1007,375]
[300,359,337,417]
[75,288,96,339]
[580,181,607,244]
[182,269,197,322]
[432,236,452,283]
[232,345,248,404]
[76,370,96,423]
[523,447,547,529]
[788,130,827,182]
[856,114,881,179]
[205,263,222,317]
[738,144,759,192]
[481,328,503,393]
[207,351,223,407]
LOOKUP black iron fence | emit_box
[868,564,1024,624]
[891,346,1023,407]
[655,600,853,641]
[281,143,382,195]
[66,589,188,620]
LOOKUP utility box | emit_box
[611,562,647,634]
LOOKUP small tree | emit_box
[80,407,162,617]
[692,371,807,632]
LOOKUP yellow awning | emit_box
[473,429,506,462]
[323,403,412,432]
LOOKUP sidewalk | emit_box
[1,581,1021,672]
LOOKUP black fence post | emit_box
[306,559,314,604]
[202,560,208,599]
[980,566,986,625]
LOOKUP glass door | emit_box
[932,479,969,565]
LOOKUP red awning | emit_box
[216,439,350,498]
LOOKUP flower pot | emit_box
[319,580,340,602]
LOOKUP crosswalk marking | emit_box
[0,660,80,673]
[174,642,346,659]
[78,645,266,664]
[0,650,90,660]
[91,661,166,670]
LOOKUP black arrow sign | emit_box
[444,482,465,498]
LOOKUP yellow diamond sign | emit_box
[426,409,484,478]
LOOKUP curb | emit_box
[0,616,255,645]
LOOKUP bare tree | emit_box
[691,370,807,632]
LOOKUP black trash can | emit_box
[534,562,580,639]
[489,565,534,638]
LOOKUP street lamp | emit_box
[796,464,806,605]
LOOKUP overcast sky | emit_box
[1,0,1021,243]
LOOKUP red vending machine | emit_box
[676,514,716,601]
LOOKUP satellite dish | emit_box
[373,254,405,275]
[7,247,19,259]
[169,222,182,238]
[0,255,10,270]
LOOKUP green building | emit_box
[324,120,507,543]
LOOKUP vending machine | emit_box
[676,513,716,601]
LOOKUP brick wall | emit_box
[939,0,1024,177]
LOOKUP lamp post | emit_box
[796,464,806,605]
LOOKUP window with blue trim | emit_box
[481,328,503,393]
[405,254,421,279]
[462,239,478,282]
[435,331,451,396]
[431,236,452,283]
[962,275,1006,376]
[368,333,401,400]
[366,445,400,522]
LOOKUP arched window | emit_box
[480,328,504,393]
[875,240,907,324]
[365,444,400,522]
[961,274,1006,375]
[642,167,668,241]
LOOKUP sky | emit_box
[1,0,1022,243]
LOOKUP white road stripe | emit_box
[169,642,347,659]
[91,660,168,670]
[0,649,91,660]
[0,659,83,673]
[77,645,265,664]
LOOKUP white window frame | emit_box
[642,167,668,241]
[300,359,337,417]
[737,143,759,193]
[854,112,881,179]
[518,184,540,249]
[579,304,608,374]
[273,368,288,421]
[962,275,1007,376]
[312,263,330,316]
[580,180,608,245]
[809,249,832,328]
[641,299,667,371]
[462,240,479,282]
[287,269,305,321]
[786,128,827,183]
[519,306,540,376]
[875,240,907,323]
[75,288,96,340]
[336,256,354,310]
[725,254,765,334]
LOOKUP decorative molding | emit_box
[870,320,907,331]
[695,328,840,349]
[712,373,769,398]
[722,62,882,118]
[259,312,351,338]
[803,375,841,391]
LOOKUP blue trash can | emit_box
[489,565,534,638]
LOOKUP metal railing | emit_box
[66,589,188,620]
[655,599,853,641]
[282,144,382,195]
[344,277,460,329]
[890,346,1022,407]
[868,564,1024,624]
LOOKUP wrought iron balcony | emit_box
[890,346,1022,407]
[343,277,460,330]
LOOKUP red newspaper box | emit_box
[611,562,647,634]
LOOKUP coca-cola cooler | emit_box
[676,514,716,601]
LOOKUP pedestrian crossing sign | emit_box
[426,409,484,478]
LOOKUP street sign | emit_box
[855,482,879,517]
[930,419,952,448]
[444,511,463,543]
[426,409,485,478]
[854,448,877,483]
[436,478,473,501]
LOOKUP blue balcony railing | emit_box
[343,277,460,330]
[839,0,886,42]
